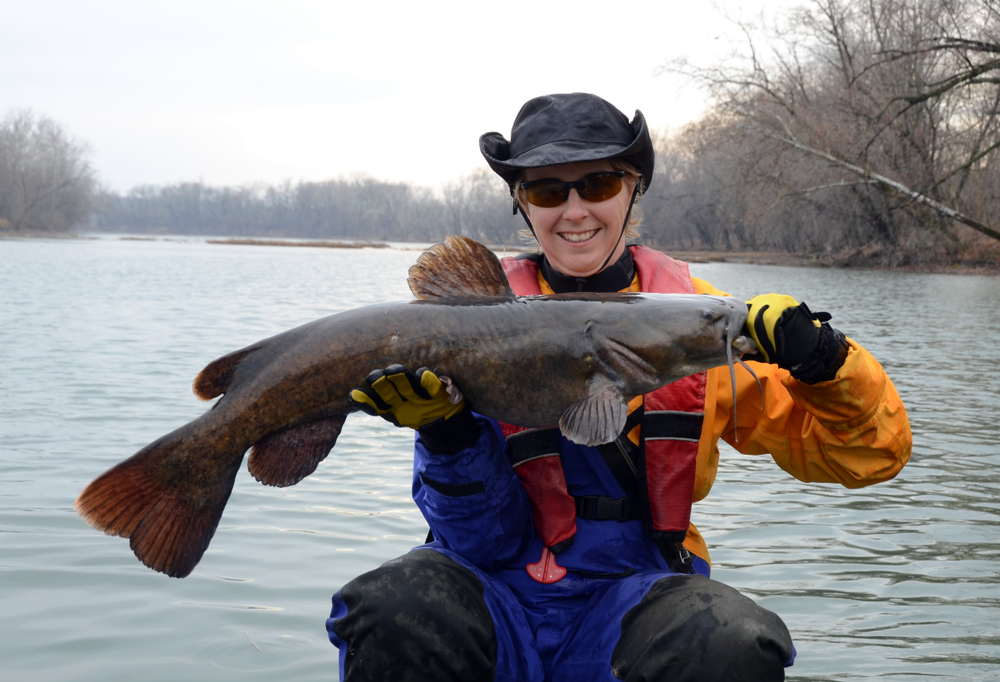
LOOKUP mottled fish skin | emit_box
[75,236,753,578]
[201,292,744,436]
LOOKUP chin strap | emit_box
[513,195,537,238]
[595,184,640,275]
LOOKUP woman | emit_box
[327,93,912,682]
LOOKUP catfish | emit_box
[76,236,754,577]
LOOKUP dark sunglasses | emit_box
[520,171,626,208]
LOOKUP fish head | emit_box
[692,294,756,354]
[592,293,755,393]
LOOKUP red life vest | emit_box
[500,246,707,551]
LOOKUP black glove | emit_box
[745,294,848,384]
[349,364,480,453]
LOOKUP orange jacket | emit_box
[533,267,912,564]
[684,276,912,563]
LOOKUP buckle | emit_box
[597,496,629,522]
[576,496,631,521]
[577,496,600,519]
[675,546,692,565]
[659,541,695,574]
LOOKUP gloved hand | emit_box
[349,364,480,453]
[349,364,464,428]
[745,294,847,383]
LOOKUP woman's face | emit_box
[520,160,635,278]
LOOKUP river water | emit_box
[1,235,998,682]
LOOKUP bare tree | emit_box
[658,0,1000,263]
[441,169,522,245]
[0,109,95,232]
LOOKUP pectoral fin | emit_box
[558,375,628,447]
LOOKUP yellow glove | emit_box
[745,294,831,370]
[349,365,465,429]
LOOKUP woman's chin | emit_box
[547,253,606,278]
[547,239,622,277]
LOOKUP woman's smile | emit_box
[558,228,600,243]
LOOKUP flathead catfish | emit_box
[76,235,754,578]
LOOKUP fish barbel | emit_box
[76,236,755,577]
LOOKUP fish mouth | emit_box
[732,334,756,354]
[719,320,756,360]
[704,296,755,356]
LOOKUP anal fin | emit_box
[558,375,628,447]
[248,415,346,487]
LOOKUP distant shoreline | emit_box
[205,238,392,249]
[3,230,997,274]
[666,250,1000,275]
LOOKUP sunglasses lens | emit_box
[522,172,625,207]
[524,182,568,208]
[578,174,623,202]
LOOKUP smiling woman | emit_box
[327,92,912,682]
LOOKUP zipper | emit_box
[615,437,637,477]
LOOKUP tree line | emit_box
[6,0,1000,266]
[0,109,524,244]
[88,172,524,246]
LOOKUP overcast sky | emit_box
[2,0,789,192]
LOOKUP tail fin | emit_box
[75,431,243,578]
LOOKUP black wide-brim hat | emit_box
[480,92,654,196]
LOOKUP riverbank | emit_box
[666,239,1000,275]
[205,238,391,249]
[817,241,1000,275]
[639,248,1000,275]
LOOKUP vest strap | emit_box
[506,428,577,551]
[595,437,641,500]
[643,411,704,442]
[506,428,560,465]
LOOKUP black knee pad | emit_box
[334,549,497,682]
[612,575,794,681]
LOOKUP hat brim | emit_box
[480,111,653,194]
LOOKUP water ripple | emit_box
[1,239,997,681]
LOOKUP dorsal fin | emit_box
[408,235,515,300]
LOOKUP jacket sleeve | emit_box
[693,277,912,487]
[412,415,535,570]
